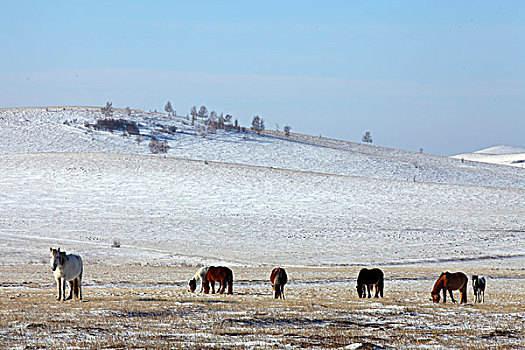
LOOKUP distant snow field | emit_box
[453,145,525,168]
[0,107,523,269]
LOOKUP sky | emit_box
[1,1,524,156]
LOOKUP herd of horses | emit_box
[49,247,487,304]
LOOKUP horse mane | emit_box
[432,273,446,294]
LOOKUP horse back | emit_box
[357,268,383,285]
[271,268,287,286]
[56,254,83,281]
[195,266,209,281]
[206,266,232,282]
[442,272,468,290]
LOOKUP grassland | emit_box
[0,265,523,349]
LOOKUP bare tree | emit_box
[125,106,132,116]
[149,136,169,154]
[190,106,197,125]
[197,105,209,121]
[209,111,217,125]
[362,131,373,143]
[164,101,174,116]
[218,113,225,130]
[251,115,265,135]
[101,101,113,118]
[284,125,291,136]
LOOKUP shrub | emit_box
[149,136,169,154]
[93,118,140,135]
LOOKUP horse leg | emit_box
[60,278,67,301]
[66,280,74,300]
[374,283,379,298]
[367,285,371,298]
[449,290,456,303]
[219,279,225,294]
[442,290,446,303]
[211,281,215,294]
[55,278,62,301]
[281,285,285,299]
[77,273,83,300]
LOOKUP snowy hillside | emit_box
[0,106,524,269]
[1,107,524,189]
[452,145,525,168]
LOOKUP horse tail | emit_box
[460,274,468,303]
[227,270,233,295]
[75,255,83,300]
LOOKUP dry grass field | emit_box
[0,264,523,349]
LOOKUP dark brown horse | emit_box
[356,268,384,298]
[270,267,288,299]
[203,266,233,294]
[431,272,468,303]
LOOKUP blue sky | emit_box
[1,1,523,155]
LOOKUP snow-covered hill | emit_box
[0,106,523,268]
[1,107,523,189]
[452,145,525,168]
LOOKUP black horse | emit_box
[356,268,384,298]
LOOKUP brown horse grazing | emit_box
[203,266,233,294]
[356,268,384,298]
[270,267,288,299]
[431,272,468,304]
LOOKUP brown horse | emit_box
[356,268,384,298]
[431,272,468,303]
[203,266,233,294]
[270,267,288,299]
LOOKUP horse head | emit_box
[431,291,440,303]
[50,248,66,271]
[50,247,59,271]
[188,278,197,293]
[356,284,364,298]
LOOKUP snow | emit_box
[0,106,523,269]
[474,145,525,155]
[452,145,525,168]
[1,107,524,188]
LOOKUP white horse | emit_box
[50,247,83,301]
[188,266,210,293]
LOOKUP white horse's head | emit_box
[50,247,63,271]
